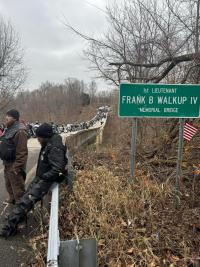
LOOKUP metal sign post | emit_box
[174,118,185,207]
[129,118,138,183]
[119,82,200,192]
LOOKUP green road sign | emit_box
[119,83,200,118]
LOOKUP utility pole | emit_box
[195,0,200,54]
[195,0,200,83]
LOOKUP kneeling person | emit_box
[1,123,67,238]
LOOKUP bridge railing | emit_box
[46,116,107,266]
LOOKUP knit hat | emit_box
[6,109,20,121]
[36,123,53,138]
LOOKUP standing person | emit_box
[0,109,28,204]
[0,123,67,238]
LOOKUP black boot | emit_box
[0,224,17,239]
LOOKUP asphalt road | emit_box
[0,139,40,267]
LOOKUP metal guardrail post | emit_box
[47,183,60,267]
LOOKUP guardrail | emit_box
[47,183,59,267]
[46,117,107,266]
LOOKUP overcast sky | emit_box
[0,0,108,91]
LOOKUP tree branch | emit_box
[109,52,199,68]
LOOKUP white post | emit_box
[47,183,59,267]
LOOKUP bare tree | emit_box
[108,0,200,84]
[0,17,26,111]
[63,0,200,158]
[64,0,200,85]
[13,78,98,123]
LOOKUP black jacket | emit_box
[36,134,67,182]
[0,122,28,162]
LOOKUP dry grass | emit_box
[29,112,200,266]
[57,144,200,266]
[59,164,170,266]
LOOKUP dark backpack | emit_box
[0,137,16,161]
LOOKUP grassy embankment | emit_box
[30,107,200,267]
